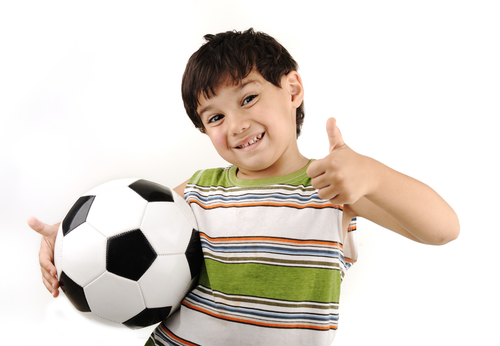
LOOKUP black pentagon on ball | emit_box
[62,195,95,236]
[129,179,174,203]
[186,229,203,279]
[123,306,172,329]
[107,229,157,281]
[59,271,91,312]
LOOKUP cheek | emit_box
[209,132,229,152]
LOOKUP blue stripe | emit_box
[154,328,181,346]
[186,192,324,203]
[201,242,343,259]
[200,242,351,268]
[186,293,339,323]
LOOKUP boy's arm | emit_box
[308,118,459,245]
[173,180,189,197]
[29,180,191,297]
[347,168,459,245]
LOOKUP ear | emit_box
[285,71,304,108]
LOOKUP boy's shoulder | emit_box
[188,165,234,187]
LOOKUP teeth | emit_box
[237,133,263,149]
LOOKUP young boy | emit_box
[29,28,459,345]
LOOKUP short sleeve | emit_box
[343,217,358,269]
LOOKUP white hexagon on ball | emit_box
[141,202,194,255]
[61,223,107,287]
[86,187,148,238]
[85,272,145,323]
[138,254,192,307]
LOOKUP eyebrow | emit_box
[198,79,259,117]
[238,79,258,90]
[198,105,214,118]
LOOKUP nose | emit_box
[229,114,250,136]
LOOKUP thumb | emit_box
[326,117,345,152]
[28,216,58,238]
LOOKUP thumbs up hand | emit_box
[306,118,376,205]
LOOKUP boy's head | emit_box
[182,28,305,137]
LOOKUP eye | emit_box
[208,114,224,124]
[242,95,257,106]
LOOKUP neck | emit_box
[236,154,310,180]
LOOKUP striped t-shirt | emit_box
[147,162,357,346]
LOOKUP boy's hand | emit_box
[28,217,61,297]
[308,118,460,245]
[307,117,376,205]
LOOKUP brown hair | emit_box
[181,28,305,137]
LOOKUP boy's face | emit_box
[197,71,306,179]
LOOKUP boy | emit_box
[30,29,459,345]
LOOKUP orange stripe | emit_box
[182,301,337,331]
[199,232,342,248]
[159,323,200,346]
[344,257,357,264]
[189,199,343,211]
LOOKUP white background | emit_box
[1,1,499,345]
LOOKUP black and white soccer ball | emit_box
[53,178,203,329]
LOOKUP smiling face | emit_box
[197,71,308,180]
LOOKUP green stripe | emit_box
[189,162,314,189]
[198,259,341,304]
[189,168,231,187]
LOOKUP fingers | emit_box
[310,175,339,201]
[29,216,61,297]
[312,179,349,204]
[40,250,60,297]
[305,159,323,180]
[39,243,56,273]
[307,156,341,182]
[307,159,351,203]
[39,236,60,297]
[316,184,338,201]
[307,161,336,199]
[42,272,59,298]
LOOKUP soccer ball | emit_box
[53,178,203,329]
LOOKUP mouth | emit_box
[235,132,265,149]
